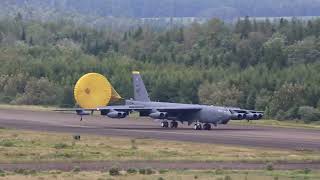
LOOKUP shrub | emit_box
[215,168,224,175]
[224,175,232,180]
[275,110,286,121]
[73,135,81,141]
[14,169,25,174]
[14,169,36,175]
[158,177,165,180]
[0,140,14,147]
[109,167,120,176]
[13,77,61,105]
[72,166,81,172]
[145,168,154,175]
[139,168,146,174]
[126,168,137,174]
[298,106,320,122]
[54,152,72,158]
[159,169,168,174]
[130,139,137,150]
[54,143,68,149]
[284,106,299,120]
[266,162,274,171]
[303,168,311,174]
[0,169,5,177]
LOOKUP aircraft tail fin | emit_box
[132,71,151,102]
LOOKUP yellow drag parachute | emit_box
[74,73,122,109]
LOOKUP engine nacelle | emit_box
[257,113,263,119]
[246,113,259,120]
[106,111,127,118]
[149,112,168,119]
[231,113,246,120]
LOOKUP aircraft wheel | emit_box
[203,124,208,130]
[174,121,178,128]
[203,123,211,130]
[194,123,202,130]
[170,121,178,128]
[164,121,169,128]
[161,121,169,128]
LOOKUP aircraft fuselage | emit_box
[125,100,231,124]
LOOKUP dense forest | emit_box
[2,0,320,20]
[0,15,320,122]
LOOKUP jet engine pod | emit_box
[106,110,127,118]
[246,113,258,120]
[74,73,122,109]
[149,112,168,119]
[257,113,263,119]
[231,113,246,120]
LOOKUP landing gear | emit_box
[161,121,169,128]
[193,122,213,130]
[170,121,178,128]
[203,123,212,130]
[194,123,202,130]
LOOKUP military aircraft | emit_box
[57,71,263,130]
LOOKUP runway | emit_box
[0,109,320,150]
[1,161,320,171]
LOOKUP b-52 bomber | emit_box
[57,71,263,130]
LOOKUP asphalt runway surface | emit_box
[0,109,320,150]
[1,161,320,171]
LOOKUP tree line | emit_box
[0,16,320,122]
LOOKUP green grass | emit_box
[0,129,319,163]
[1,169,319,180]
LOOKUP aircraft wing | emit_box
[96,105,202,112]
[55,105,202,121]
[54,105,137,112]
[55,105,202,112]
